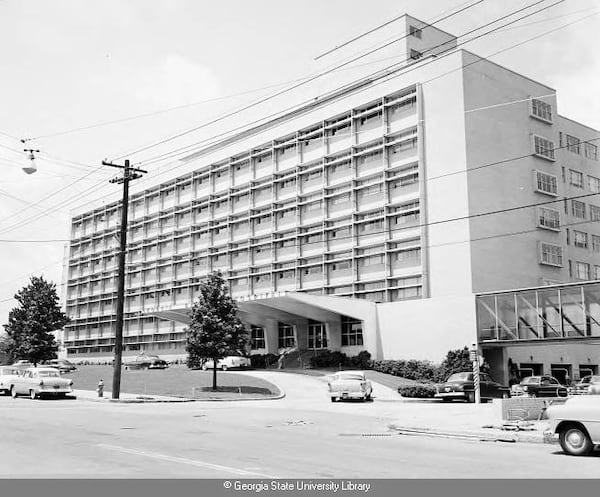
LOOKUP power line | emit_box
[109,0,497,163]
[129,0,564,169]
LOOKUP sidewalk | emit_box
[387,398,551,444]
[73,389,196,403]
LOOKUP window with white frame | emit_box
[540,242,563,266]
[341,316,363,346]
[576,261,590,280]
[250,326,265,350]
[534,171,558,195]
[590,204,600,221]
[278,323,295,348]
[589,176,600,193]
[592,235,600,252]
[531,98,552,122]
[573,230,588,249]
[569,170,583,188]
[572,200,586,219]
[585,142,598,161]
[566,135,581,154]
[538,207,560,231]
[534,136,555,160]
[595,265,600,279]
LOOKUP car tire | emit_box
[10,386,17,399]
[559,425,593,456]
[442,398,452,403]
[201,364,208,371]
[467,392,475,403]
[221,365,228,371]
[29,390,37,400]
[330,397,337,403]
[530,392,537,398]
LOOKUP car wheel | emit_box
[330,397,337,403]
[502,392,510,399]
[442,397,452,403]
[559,425,593,456]
[467,392,475,403]
[201,364,208,371]
[530,392,537,398]
[221,365,228,371]
[29,390,37,400]
[10,386,17,399]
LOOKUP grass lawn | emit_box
[63,365,280,399]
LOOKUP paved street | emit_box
[1,372,598,478]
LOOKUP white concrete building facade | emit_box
[62,15,600,381]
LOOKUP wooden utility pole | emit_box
[102,159,147,399]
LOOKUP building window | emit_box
[537,207,560,231]
[410,49,422,60]
[572,200,586,219]
[592,235,600,252]
[533,136,555,161]
[566,135,581,154]
[585,142,598,161]
[534,171,558,196]
[409,25,422,39]
[307,321,328,350]
[590,205,600,221]
[589,176,600,193]
[575,262,590,280]
[595,265,600,280]
[341,317,363,346]
[278,323,295,349]
[250,326,265,350]
[573,230,588,249]
[569,170,583,188]
[531,98,552,122]
[539,242,563,267]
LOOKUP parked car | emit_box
[511,375,568,398]
[43,359,78,373]
[201,355,251,371]
[434,371,510,403]
[124,354,169,370]
[571,375,600,395]
[10,367,74,399]
[0,367,21,395]
[545,396,600,456]
[11,360,34,371]
[328,370,373,402]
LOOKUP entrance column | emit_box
[264,318,279,354]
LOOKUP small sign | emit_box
[470,350,478,362]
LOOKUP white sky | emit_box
[1,0,599,325]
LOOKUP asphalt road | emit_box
[1,373,598,478]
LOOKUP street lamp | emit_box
[22,148,40,174]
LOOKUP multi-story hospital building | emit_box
[62,15,600,384]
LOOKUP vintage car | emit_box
[0,366,21,395]
[545,396,600,456]
[571,375,600,395]
[124,354,169,370]
[511,375,568,398]
[328,370,373,402]
[43,359,78,373]
[10,367,74,399]
[11,360,34,371]
[434,372,510,403]
[201,355,251,371]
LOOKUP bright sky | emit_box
[1,0,599,326]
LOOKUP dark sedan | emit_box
[434,372,510,403]
[124,354,169,370]
[511,375,568,398]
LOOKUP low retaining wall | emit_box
[501,397,567,421]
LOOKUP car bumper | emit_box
[331,391,368,399]
[434,392,468,400]
[37,387,73,395]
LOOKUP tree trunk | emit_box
[212,360,218,391]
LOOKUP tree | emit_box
[3,276,70,366]
[436,347,490,381]
[185,272,249,390]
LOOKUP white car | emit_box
[10,367,74,400]
[201,356,251,371]
[545,396,600,456]
[0,367,21,395]
[328,371,373,402]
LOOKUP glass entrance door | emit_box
[308,322,328,350]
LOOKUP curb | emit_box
[387,424,549,444]
[74,388,285,403]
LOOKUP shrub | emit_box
[249,353,279,369]
[370,359,438,382]
[309,350,348,368]
[397,383,437,398]
[349,350,371,369]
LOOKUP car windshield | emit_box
[335,374,364,381]
[521,377,539,384]
[37,371,60,377]
[0,368,19,375]
[447,372,472,382]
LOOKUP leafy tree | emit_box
[3,276,70,366]
[436,346,490,381]
[185,272,249,390]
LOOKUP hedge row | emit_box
[370,359,440,382]
[397,383,438,398]
[309,350,372,369]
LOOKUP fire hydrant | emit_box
[97,379,104,398]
